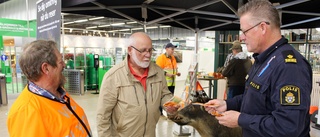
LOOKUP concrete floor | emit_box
[1,80,320,137]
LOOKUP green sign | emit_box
[0,18,36,37]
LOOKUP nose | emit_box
[240,33,246,42]
[62,61,66,68]
[144,51,152,57]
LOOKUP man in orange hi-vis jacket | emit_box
[156,43,181,115]
[156,43,181,94]
[7,40,91,137]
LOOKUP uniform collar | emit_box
[253,36,287,64]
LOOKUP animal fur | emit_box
[167,92,242,137]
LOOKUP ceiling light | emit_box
[316,28,320,31]
[160,25,171,28]
[98,25,110,28]
[86,26,97,29]
[127,21,137,24]
[64,21,74,25]
[146,26,158,29]
[118,29,130,32]
[74,19,88,23]
[89,16,104,21]
[111,23,125,26]
[131,27,143,30]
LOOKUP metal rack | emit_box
[63,69,85,95]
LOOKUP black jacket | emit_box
[222,57,252,86]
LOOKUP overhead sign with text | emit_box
[36,0,61,49]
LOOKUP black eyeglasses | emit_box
[131,46,156,54]
[241,21,270,36]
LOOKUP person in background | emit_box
[7,40,91,137]
[156,43,181,115]
[222,40,252,99]
[223,53,234,68]
[96,32,176,137]
[156,43,181,94]
[205,1,312,137]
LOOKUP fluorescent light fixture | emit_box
[111,23,125,26]
[131,27,143,30]
[98,25,110,27]
[146,26,158,29]
[89,16,104,21]
[160,25,171,28]
[74,19,88,23]
[127,21,137,24]
[64,21,74,25]
[86,26,97,29]
[118,29,130,32]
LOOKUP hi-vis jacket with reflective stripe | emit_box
[156,53,178,86]
[7,87,91,137]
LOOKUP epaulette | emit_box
[282,50,297,64]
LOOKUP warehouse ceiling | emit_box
[61,0,320,34]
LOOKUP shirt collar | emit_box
[253,36,287,64]
[28,82,67,102]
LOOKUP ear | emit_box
[41,63,49,74]
[261,22,268,35]
[127,47,132,56]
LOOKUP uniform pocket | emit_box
[118,85,140,106]
[150,81,162,105]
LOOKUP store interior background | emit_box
[0,0,320,136]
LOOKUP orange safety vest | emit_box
[156,53,178,86]
[7,87,91,137]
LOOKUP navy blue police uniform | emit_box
[226,37,312,137]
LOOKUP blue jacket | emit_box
[226,37,312,137]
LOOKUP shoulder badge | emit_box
[282,50,297,64]
[280,85,300,105]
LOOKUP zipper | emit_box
[64,96,92,137]
[143,90,148,137]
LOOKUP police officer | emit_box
[204,1,312,137]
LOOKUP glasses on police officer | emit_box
[131,46,156,54]
[240,21,270,36]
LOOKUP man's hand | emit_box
[204,99,227,114]
[176,72,181,76]
[164,105,180,115]
[215,110,240,128]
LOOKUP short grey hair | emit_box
[238,0,280,28]
[127,32,151,48]
[19,40,58,81]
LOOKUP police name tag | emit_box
[280,85,300,105]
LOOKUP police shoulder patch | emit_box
[280,85,300,105]
[282,50,297,64]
